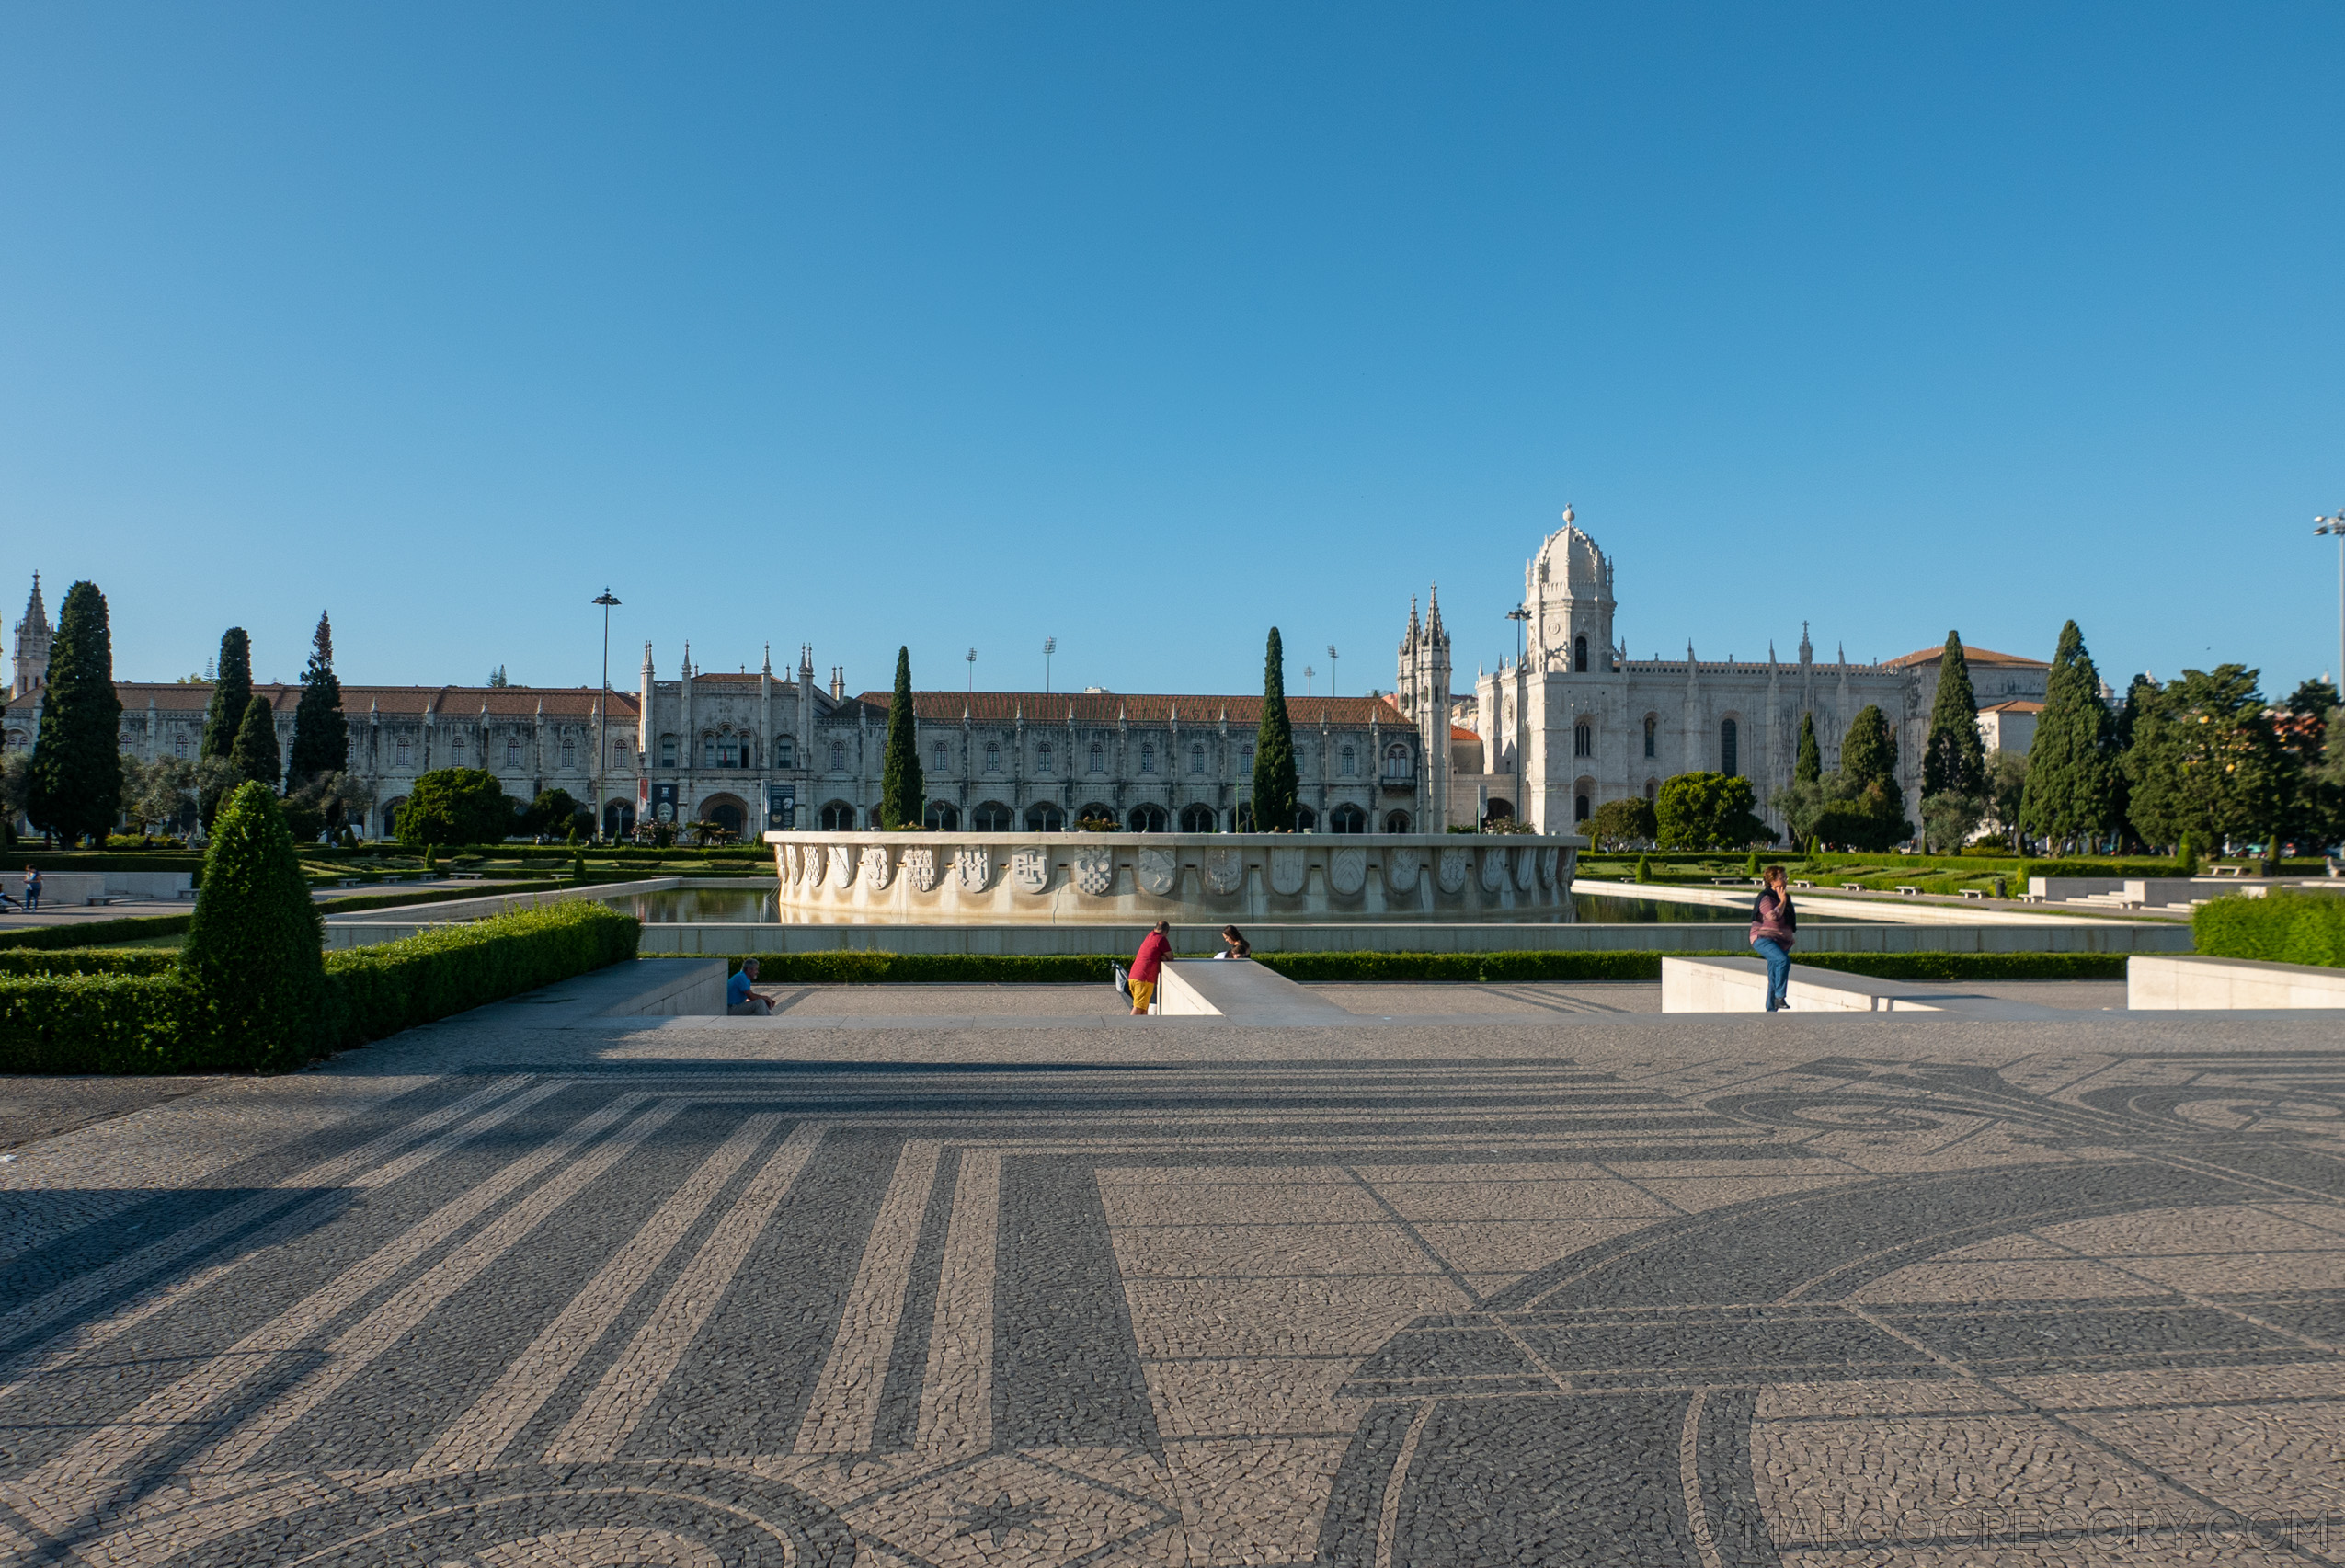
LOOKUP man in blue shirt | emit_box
[726,958,772,1016]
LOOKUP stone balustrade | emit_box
[762,830,1584,923]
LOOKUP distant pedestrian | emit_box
[1129,921,1171,1015]
[23,867,40,914]
[1215,925,1251,960]
[726,957,772,1016]
[1749,864,1796,1012]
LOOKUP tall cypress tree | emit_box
[1839,704,1898,788]
[288,611,349,789]
[1251,627,1299,830]
[2019,619,2118,851]
[232,694,282,792]
[878,646,923,829]
[27,580,122,845]
[201,628,252,760]
[1795,711,1822,784]
[179,781,326,1069]
[1921,632,1986,798]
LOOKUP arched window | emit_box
[1643,715,1656,759]
[704,734,721,767]
[1129,803,1168,832]
[1024,801,1065,832]
[1236,802,1255,830]
[1190,744,1206,774]
[614,739,629,767]
[1721,718,1738,777]
[395,738,412,767]
[1573,722,1593,758]
[1574,635,1588,673]
[1484,798,1514,823]
[1295,806,1318,831]
[1384,742,1411,779]
[661,735,678,768]
[828,740,844,772]
[1340,745,1356,775]
[717,734,737,768]
[1645,776,1659,804]
[818,800,856,830]
[451,735,467,762]
[1331,803,1367,833]
[1575,794,1591,821]
[1077,803,1118,829]
[924,801,960,830]
[1088,741,1104,773]
[1180,804,1217,832]
[774,736,795,768]
[973,800,1012,831]
[560,738,575,769]
[1139,742,1156,774]
[1037,742,1053,772]
[1384,810,1412,832]
[932,742,949,773]
[985,743,1001,773]
[508,738,524,768]
[173,734,189,759]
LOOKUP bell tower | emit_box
[1525,508,1616,675]
[12,575,51,701]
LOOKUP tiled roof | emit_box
[1883,644,2048,670]
[8,682,641,720]
[1979,698,2045,714]
[845,692,1414,727]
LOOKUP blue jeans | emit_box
[1751,937,1790,1010]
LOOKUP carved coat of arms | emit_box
[1329,846,1367,897]
[860,846,893,891]
[829,846,856,889]
[1538,846,1559,888]
[1202,848,1244,896]
[1011,847,1051,894]
[1138,847,1179,897]
[1073,847,1116,896]
[900,847,936,893]
[1480,848,1507,893]
[1513,847,1536,891]
[955,848,991,893]
[1436,848,1470,894]
[1384,848,1422,893]
[1269,848,1307,896]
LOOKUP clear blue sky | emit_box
[5,5,2342,704]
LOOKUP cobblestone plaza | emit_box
[3,986,2341,1565]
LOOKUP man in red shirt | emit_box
[1129,921,1172,1016]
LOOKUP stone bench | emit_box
[2126,955,2345,1010]
[1958,888,1986,900]
[1158,959,1354,1024]
[1894,885,1920,896]
[1661,956,2066,1018]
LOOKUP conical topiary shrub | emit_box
[1744,850,1761,876]
[1634,853,1653,884]
[179,781,327,1070]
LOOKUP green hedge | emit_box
[2193,889,2345,968]
[0,900,642,1074]
[700,947,2130,985]
[0,914,194,951]
[0,948,176,977]
[325,901,643,1047]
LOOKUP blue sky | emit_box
[4,5,2342,703]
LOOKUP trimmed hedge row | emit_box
[2194,889,2345,968]
[707,948,2130,984]
[0,914,194,952]
[0,901,642,1074]
[0,949,176,977]
[326,901,642,1047]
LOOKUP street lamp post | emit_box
[2318,510,2345,692]
[592,589,621,842]
[1505,604,1530,828]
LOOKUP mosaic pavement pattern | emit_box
[2,1023,2342,1565]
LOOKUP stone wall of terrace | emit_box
[762,830,1585,923]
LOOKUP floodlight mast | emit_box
[2319,510,2345,696]
[592,589,621,841]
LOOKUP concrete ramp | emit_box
[2129,954,2345,1009]
[1158,959,1355,1024]
[1662,956,2072,1019]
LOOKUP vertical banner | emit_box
[767,784,795,830]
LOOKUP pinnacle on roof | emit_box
[681,642,692,679]
[18,573,47,635]
[1426,584,1444,635]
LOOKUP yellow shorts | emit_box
[1128,979,1156,1013]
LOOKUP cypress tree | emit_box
[26,580,123,845]
[179,780,326,1069]
[232,694,281,792]
[1634,853,1653,883]
[1921,632,1986,798]
[288,611,349,790]
[1795,712,1821,784]
[200,628,253,827]
[1839,704,1898,788]
[1251,627,1299,831]
[878,647,924,829]
[2019,620,2118,852]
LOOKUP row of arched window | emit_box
[822,738,1413,779]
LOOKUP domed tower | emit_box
[1526,509,1615,675]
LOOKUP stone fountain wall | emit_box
[762,831,1584,923]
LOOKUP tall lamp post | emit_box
[1326,644,1339,697]
[967,647,978,692]
[1505,604,1530,827]
[1043,636,1056,695]
[592,589,620,841]
[2318,510,2345,691]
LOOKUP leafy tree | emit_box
[2110,672,2158,849]
[1839,704,1899,791]
[1655,772,1771,850]
[878,647,924,829]
[397,767,517,846]
[2122,665,2287,855]
[179,780,326,1070]
[1769,711,1830,845]
[1251,628,1299,831]
[1587,795,1657,850]
[2019,621,2119,851]
[0,749,30,841]
[1921,633,1986,798]
[523,786,587,837]
[1919,791,1985,854]
[2274,681,2341,852]
[123,754,197,834]
[1807,704,1913,851]
[1985,748,2029,850]
[28,581,123,845]
[199,627,253,827]
[231,694,281,791]
[286,771,372,846]
[288,611,349,793]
